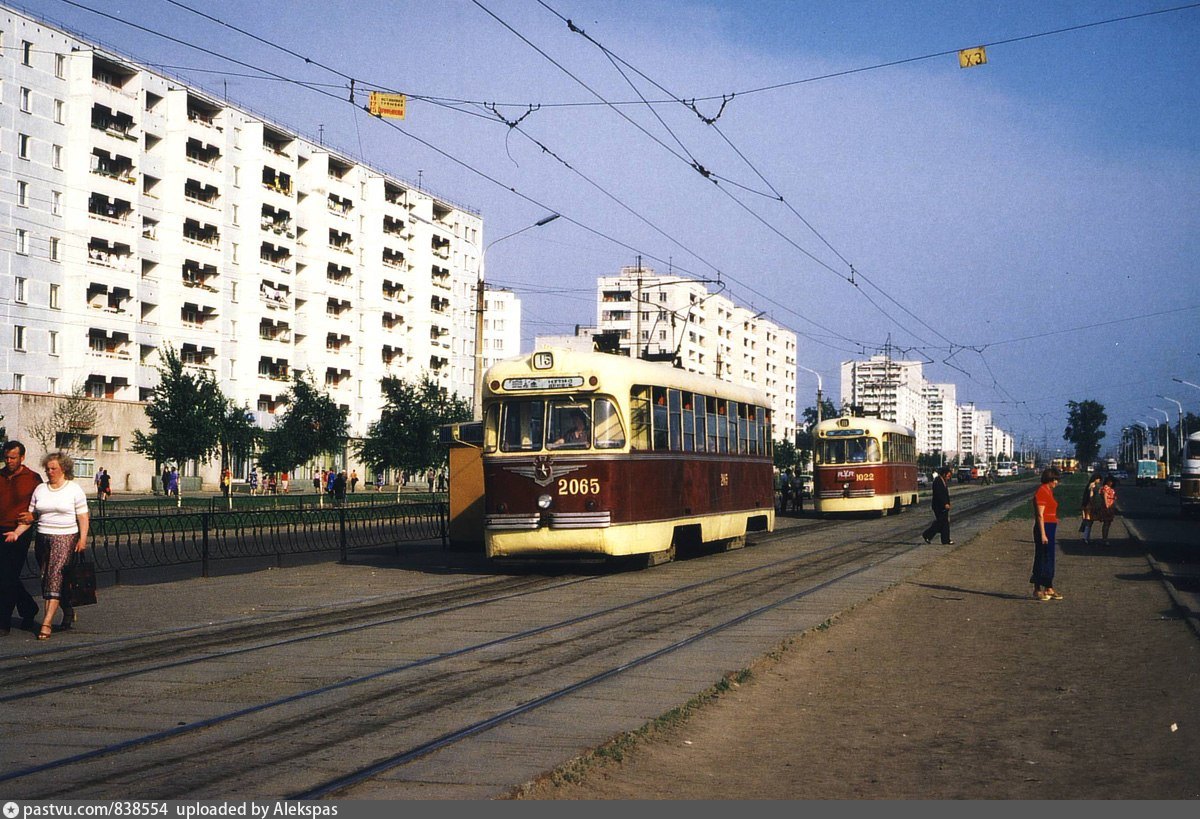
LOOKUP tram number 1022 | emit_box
[559,477,601,495]
[836,470,874,482]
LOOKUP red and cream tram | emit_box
[480,348,775,564]
[813,415,919,516]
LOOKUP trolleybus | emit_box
[480,348,775,564]
[1180,431,1200,519]
[813,415,919,516]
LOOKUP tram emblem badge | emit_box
[507,457,586,487]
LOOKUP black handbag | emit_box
[61,554,98,607]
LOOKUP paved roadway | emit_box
[1116,480,1200,633]
[2,478,1191,800]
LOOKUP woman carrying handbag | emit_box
[3,451,89,639]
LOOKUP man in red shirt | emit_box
[0,441,42,634]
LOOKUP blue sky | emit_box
[29,0,1200,455]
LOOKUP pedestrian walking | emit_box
[248,469,259,496]
[375,471,384,492]
[280,472,289,494]
[1091,475,1117,545]
[349,470,359,493]
[220,467,232,498]
[921,465,955,545]
[1031,467,1063,602]
[1079,472,1102,544]
[333,471,347,505]
[4,451,89,640]
[166,467,180,498]
[0,441,41,635]
[779,469,793,514]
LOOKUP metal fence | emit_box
[20,500,449,583]
[88,491,447,518]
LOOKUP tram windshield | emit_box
[817,435,881,465]
[489,396,625,453]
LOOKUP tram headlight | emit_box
[537,494,553,510]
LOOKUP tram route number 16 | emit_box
[559,477,601,495]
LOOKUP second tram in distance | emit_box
[480,348,775,564]
[813,415,919,516]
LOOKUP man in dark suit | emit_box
[922,465,955,545]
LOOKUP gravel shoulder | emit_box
[513,513,1200,799]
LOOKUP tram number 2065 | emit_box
[558,477,601,495]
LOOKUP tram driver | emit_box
[550,409,591,449]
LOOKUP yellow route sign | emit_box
[369,92,407,119]
[958,47,987,68]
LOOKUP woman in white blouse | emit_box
[4,451,89,640]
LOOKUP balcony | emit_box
[383,249,406,269]
[260,282,291,310]
[326,298,351,318]
[87,239,134,273]
[91,103,137,141]
[325,332,351,353]
[181,302,219,329]
[261,204,294,237]
[182,260,219,291]
[258,357,291,382]
[326,263,352,285]
[86,283,132,314]
[382,280,406,302]
[324,367,352,388]
[185,137,221,168]
[88,193,134,225]
[328,229,353,254]
[383,215,408,237]
[327,193,354,216]
[263,127,293,158]
[382,345,405,365]
[87,329,132,360]
[259,319,292,343]
[181,343,217,370]
[382,312,404,330]
[430,295,450,315]
[184,179,221,209]
[85,374,131,401]
[260,241,292,271]
[90,149,136,185]
[183,218,220,248]
[262,167,293,197]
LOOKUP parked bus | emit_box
[480,348,775,564]
[1180,431,1200,519]
[813,415,918,516]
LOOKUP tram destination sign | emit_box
[502,375,585,391]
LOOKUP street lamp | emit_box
[1173,377,1200,394]
[1150,407,1171,475]
[471,213,561,418]
[797,365,823,426]
[1134,421,1151,461]
[1159,395,1185,454]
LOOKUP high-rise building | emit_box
[591,266,798,443]
[0,5,482,484]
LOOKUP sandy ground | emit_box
[512,515,1200,799]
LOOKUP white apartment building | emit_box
[841,355,1012,464]
[0,5,481,485]
[593,266,798,443]
[481,287,521,370]
[840,356,929,451]
[922,382,959,462]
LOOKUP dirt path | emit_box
[513,516,1200,799]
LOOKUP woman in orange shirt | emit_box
[1030,467,1062,602]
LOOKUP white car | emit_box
[1166,474,1181,494]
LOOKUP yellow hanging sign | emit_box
[369,92,407,119]
[958,47,987,68]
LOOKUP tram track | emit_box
[0,483,1027,799]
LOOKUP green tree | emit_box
[29,381,98,457]
[795,398,839,452]
[130,346,225,503]
[218,398,259,471]
[355,374,470,480]
[773,438,799,471]
[259,372,349,477]
[1064,399,1107,467]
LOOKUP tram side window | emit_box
[668,389,682,451]
[652,386,669,451]
[593,397,626,449]
[747,406,760,456]
[500,400,545,452]
[681,392,695,452]
[716,399,729,453]
[706,396,718,452]
[739,404,751,455]
[694,399,707,453]
[761,409,772,456]
[630,387,652,450]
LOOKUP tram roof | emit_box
[815,415,916,438]
[482,347,769,407]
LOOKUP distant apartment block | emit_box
[590,266,798,443]
[0,5,483,483]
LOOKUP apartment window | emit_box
[56,54,66,79]
[52,144,62,169]
[15,229,28,255]
[231,242,238,263]
[49,283,60,309]
[15,277,27,303]
[231,281,238,302]
[232,166,240,187]
[21,41,32,66]
[14,326,26,351]
[19,87,31,113]
[48,377,58,393]
[54,99,64,123]
[231,203,238,225]
[17,181,28,206]
[102,436,119,453]
[48,236,60,261]
[12,374,23,390]
[49,330,59,356]
[18,134,30,159]
[51,190,62,215]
